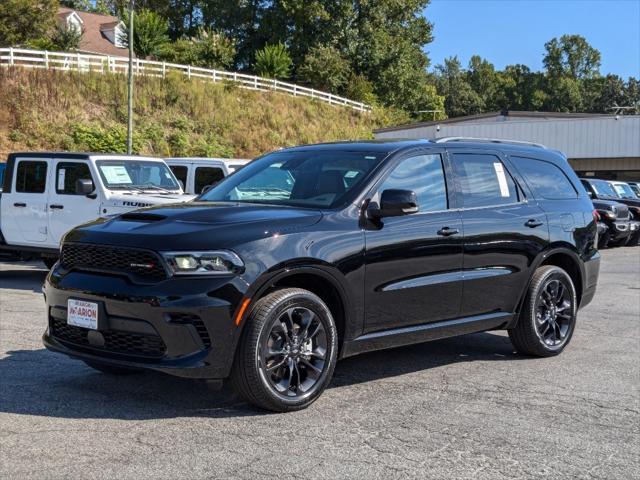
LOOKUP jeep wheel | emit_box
[231,288,338,412]
[509,265,577,357]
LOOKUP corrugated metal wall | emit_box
[375,116,640,164]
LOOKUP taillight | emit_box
[592,209,600,222]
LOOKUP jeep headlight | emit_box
[161,251,244,275]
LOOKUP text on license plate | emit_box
[67,299,98,330]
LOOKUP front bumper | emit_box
[42,268,247,379]
[610,220,633,240]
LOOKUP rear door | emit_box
[47,159,101,245]
[1,157,51,245]
[449,150,549,318]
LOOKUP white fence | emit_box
[0,47,371,112]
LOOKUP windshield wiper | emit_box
[132,184,176,194]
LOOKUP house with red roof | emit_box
[57,7,133,57]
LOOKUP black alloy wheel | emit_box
[231,288,337,412]
[509,265,577,357]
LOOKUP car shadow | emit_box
[0,263,48,293]
[0,331,522,420]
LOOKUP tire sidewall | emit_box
[251,291,338,409]
[529,267,577,354]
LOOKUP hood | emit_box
[65,202,324,250]
[105,192,197,209]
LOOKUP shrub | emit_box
[297,46,351,94]
[254,43,292,79]
[158,29,236,69]
[119,9,169,59]
[70,123,140,153]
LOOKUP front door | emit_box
[449,150,549,317]
[1,158,51,245]
[364,151,463,333]
[47,159,100,245]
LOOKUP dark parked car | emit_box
[581,178,640,246]
[591,199,634,247]
[43,139,601,412]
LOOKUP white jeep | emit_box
[0,152,196,268]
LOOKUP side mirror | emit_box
[369,189,419,218]
[75,178,94,196]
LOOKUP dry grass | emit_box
[0,68,395,160]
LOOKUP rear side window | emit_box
[452,153,518,208]
[56,162,93,194]
[169,165,188,188]
[512,157,577,199]
[195,167,224,194]
[380,154,448,212]
[16,161,48,193]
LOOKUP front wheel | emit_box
[509,265,577,357]
[231,288,338,412]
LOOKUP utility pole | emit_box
[126,0,135,154]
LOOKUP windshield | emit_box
[199,150,386,208]
[96,160,180,191]
[611,182,637,199]
[590,179,617,198]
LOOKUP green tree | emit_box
[544,76,583,112]
[254,43,292,79]
[159,29,236,69]
[60,0,93,10]
[120,8,169,59]
[50,23,82,51]
[467,55,498,111]
[435,57,483,117]
[298,45,352,93]
[0,0,57,46]
[544,34,601,80]
[624,78,640,113]
[494,64,547,111]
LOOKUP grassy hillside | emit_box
[0,68,398,160]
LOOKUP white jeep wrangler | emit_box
[0,152,196,268]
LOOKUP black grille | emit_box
[615,204,629,220]
[168,313,212,348]
[60,243,167,282]
[50,318,166,358]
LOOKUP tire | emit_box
[597,229,610,249]
[84,360,140,375]
[607,236,631,247]
[43,257,58,270]
[509,265,577,357]
[230,288,338,412]
[626,231,640,246]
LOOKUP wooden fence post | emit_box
[9,47,14,66]
[44,51,49,69]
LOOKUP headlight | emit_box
[161,251,244,275]
[603,210,616,219]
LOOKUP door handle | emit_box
[437,226,459,237]
[13,202,27,207]
[49,204,64,210]
[525,219,544,228]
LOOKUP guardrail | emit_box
[0,47,371,112]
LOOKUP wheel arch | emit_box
[510,245,585,328]
[241,263,355,356]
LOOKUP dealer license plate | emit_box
[67,299,99,330]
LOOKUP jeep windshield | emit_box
[199,150,386,208]
[589,179,618,199]
[96,160,181,191]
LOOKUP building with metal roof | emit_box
[373,111,640,181]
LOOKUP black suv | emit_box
[43,139,600,412]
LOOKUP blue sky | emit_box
[424,0,640,78]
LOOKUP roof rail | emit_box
[433,136,547,149]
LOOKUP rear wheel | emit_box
[84,360,140,375]
[231,288,338,412]
[509,265,577,357]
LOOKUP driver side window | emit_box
[380,154,448,212]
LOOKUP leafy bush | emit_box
[70,123,140,153]
[254,43,292,79]
[345,74,378,105]
[298,46,351,94]
[119,9,169,59]
[50,23,82,51]
[158,29,236,69]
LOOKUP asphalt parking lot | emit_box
[0,248,638,479]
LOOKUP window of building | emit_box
[380,154,448,212]
[452,153,518,208]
